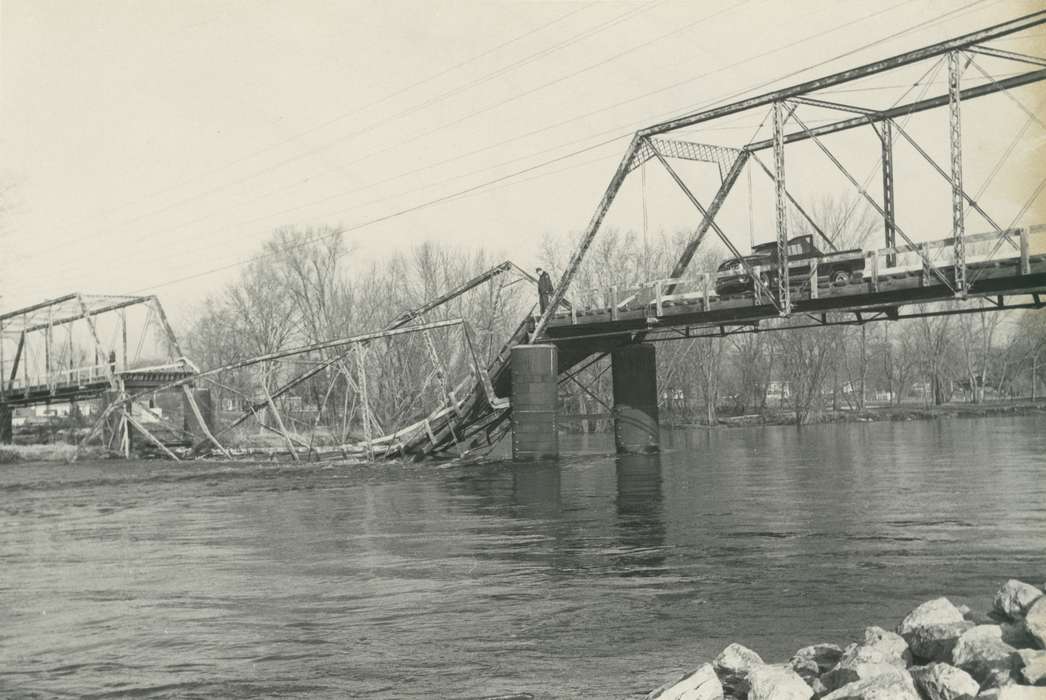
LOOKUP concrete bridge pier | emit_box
[611,344,660,454]
[510,344,558,461]
[1,405,12,445]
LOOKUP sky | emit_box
[1,0,1044,327]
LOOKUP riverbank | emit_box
[645,578,1046,699]
[667,399,1046,429]
[0,444,109,464]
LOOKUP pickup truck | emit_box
[714,234,864,296]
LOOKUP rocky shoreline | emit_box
[645,579,1046,699]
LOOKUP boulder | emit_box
[994,581,1044,621]
[906,622,976,662]
[821,643,908,693]
[712,643,763,697]
[790,643,844,676]
[645,663,724,700]
[789,657,820,683]
[821,672,920,699]
[1018,649,1046,686]
[911,662,980,700]
[1025,597,1046,650]
[863,626,912,664]
[898,598,966,637]
[952,626,1020,684]
[1002,621,1040,649]
[748,665,813,700]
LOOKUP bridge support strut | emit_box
[510,345,559,462]
[611,344,660,455]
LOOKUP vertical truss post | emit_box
[880,120,897,267]
[121,309,128,370]
[948,50,967,297]
[773,101,791,316]
[46,307,53,392]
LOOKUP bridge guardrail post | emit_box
[611,286,619,321]
[809,258,818,299]
[702,273,711,311]
[655,280,663,317]
[921,243,931,287]
[1020,227,1030,275]
[869,252,879,292]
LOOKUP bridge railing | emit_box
[8,362,114,394]
[555,225,1044,324]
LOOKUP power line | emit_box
[43,2,655,245]
[44,0,916,265]
[119,2,1005,290]
[22,0,1010,297]
[40,2,596,235]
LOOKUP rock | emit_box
[790,644,844,677]
[821,643,908,693]
[952,625,1020,684]
[645,663,724,700]
[809,677,829,697]
[898,598,966,637]
[911,662,980,700]
[1025,597,1046,650]
[749,665,813,700]
[906,622,976,662]
[1002,621,1040,649]
[789,657,820,683]
[820,672,920,699]
[712,643,763,697]
[863,626,912,664]
[994,581,1044,621]
[1018,649,1046,686]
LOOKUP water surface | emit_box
[2,417,1044,698]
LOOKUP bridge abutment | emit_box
[611,344,660,454]
[510,345,558,461]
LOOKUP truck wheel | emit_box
[831,270,850,285]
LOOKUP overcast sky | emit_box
[1,0,1043,323]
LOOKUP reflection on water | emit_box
[1,417,1044,699]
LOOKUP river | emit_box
[1,416,1044,698]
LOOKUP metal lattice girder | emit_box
[628,138,742,180]
[948,50,967,296]
[773,101,791,316]
[532,12,1046,342]
[880,120,897,267]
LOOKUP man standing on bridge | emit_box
[536,267,553,313]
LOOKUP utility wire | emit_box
[25,0,1006,296]
[43,2,595,234]
[44,2,656,243]
[43,0,923,267]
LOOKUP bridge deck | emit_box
[2,368,196,408]
[544,251,1046,344]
